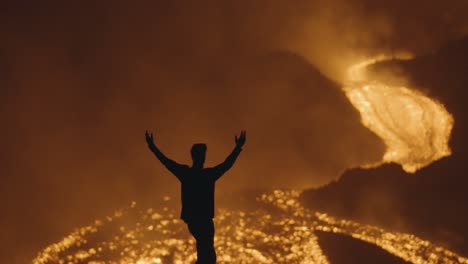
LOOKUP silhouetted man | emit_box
[145,130,246,264]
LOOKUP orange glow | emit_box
[33,190,468,264]
[343,54,454,172]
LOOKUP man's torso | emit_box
[176,167,220,221]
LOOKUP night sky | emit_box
[1,0,468,261]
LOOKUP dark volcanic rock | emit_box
[301,160,468,254]
[316,231,410,264]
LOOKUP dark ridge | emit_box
[316,231,410,264]
[301,158,468,256]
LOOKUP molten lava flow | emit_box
[344,55,454,172]
[33,190,468,264]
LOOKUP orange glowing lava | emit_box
[344,54,454,172]
[33,190,468,264]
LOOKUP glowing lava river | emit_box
[33,57,459,263]
[33,190,468,264]
[343,54,453,172]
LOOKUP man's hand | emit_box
[235,130,246,148]
[145,130,157,151]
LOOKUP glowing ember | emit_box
[344,55,454,172]
[33,190,468,264]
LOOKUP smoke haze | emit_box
[1,0,468,261]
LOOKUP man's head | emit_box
[191,143,207,167]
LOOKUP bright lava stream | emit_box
[34,190,468,264]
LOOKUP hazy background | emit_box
[1,0,468,261]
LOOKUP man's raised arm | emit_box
[211,130,246,180]
[145,130,185,177]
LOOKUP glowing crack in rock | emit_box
[33,190,468,264]
[344,54,454,172]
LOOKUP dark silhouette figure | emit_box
[145,130,246,264]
